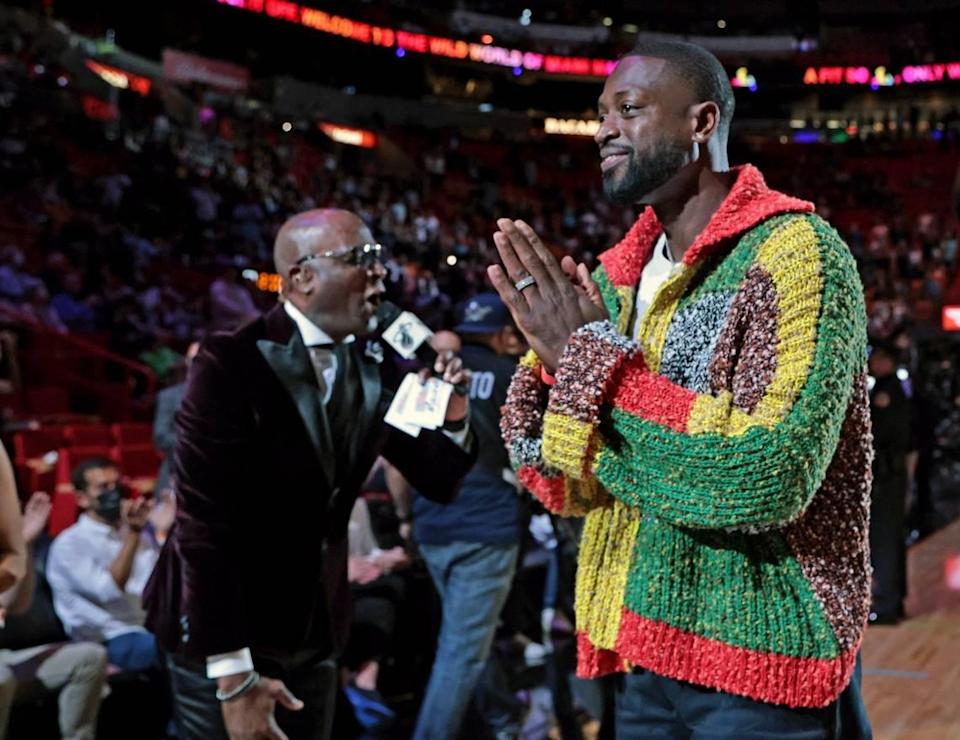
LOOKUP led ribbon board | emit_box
[216,0,616,78]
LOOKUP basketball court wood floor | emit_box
[862,517,960,739]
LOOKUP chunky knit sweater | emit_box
[501,165,873,708]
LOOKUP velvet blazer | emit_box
[144,304,475,660]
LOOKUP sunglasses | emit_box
[295,242,384,269]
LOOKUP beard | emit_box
[603,140,688,205]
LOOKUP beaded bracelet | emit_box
[215,671,260,703]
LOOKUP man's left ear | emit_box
[289,266,313,296]
[690,101,721,144]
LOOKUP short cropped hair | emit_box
[72,457,117,492]
[624,37,735,143]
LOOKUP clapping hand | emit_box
[122,496,151,533]
[487,219,608,373]
[373,546,411,573]
[22,492,51,545]
[148,488,176,539]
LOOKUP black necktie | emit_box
[327,345,362,481]
[307,344,336,402]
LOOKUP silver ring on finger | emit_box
[514,275,537,292]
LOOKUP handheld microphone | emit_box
[375,301,467,395]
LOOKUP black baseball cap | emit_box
[454,293,512,334]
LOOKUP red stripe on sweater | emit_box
[518,466,566,512]
[597,165,814,287]
[576,632,624,676]
[610,363,696,432]
[577,610,858,708]
[598,210,661,287]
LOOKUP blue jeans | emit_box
[413,541,519,740]
[837,654,872,739]
[616,668,840,739]
[105,630,160,673]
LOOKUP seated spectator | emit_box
[138,337,182,385]
[1,491,108,740]
[46,458,166,673]
[342,495,411,733]
[106,296,152,359]
[0,246,40,303]
[51,272,96,333]
[19,285,66,334]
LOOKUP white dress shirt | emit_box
[284,300,355,404]
[47,514,160,643]
[632,233,681,341]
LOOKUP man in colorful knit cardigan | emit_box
[488,39,872,737]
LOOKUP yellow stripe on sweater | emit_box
[614,285,634,336]
[543,412,594,478]
[751,219,823,428]
[519,349,541,369]
[687,218,823,435]
[575,500,641,650]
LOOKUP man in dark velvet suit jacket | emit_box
[143,209,475,740]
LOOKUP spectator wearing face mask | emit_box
[46,459,167,672]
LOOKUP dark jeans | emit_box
[616,668,840,739]
[166,650,337,740]
[105,630,160,672]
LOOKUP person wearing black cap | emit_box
[412,293,526,740]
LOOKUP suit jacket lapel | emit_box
[257,331,336,488]
[356,342,382,436]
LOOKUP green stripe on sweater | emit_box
[623,516,839,658]
[594,267,620,327]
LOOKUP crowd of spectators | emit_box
[0,0,958,549]
[2,12,960,739]
[0,13,958,361]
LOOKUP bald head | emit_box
[274,208,385,342]
[273,209,371,279]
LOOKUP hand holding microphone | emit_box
[427,350,469,424]
[376,301,469,429]
[375,301,469,398]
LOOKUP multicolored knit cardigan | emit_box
[501,164,873,708]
